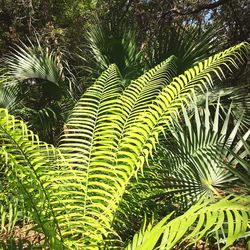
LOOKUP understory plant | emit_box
[0,40,77,144]
[0,42,250,249]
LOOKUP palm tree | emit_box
[0,42,249,249]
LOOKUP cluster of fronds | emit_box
[0,42,249,249]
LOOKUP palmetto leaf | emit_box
[125,196,250,250]
[0,41,77,143]
[148,25,220,73]
[0,68,20,110]
[86,17,144,81]
[3,37,78,99]
[145,95,250,210]
[5,40,62,87]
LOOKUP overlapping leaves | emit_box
[143,95,250,210]
[0,42,249,249]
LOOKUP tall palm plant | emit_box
[0,42,249,249]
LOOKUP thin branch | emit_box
[118,0,134,24]
[170,0,230,16]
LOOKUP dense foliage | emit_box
[0,0,250,249]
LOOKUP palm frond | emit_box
[0,108,64,248]
[0,182,20,235]
[58,56,176,241]
[126,196,250,250]
[2,38,77,100]
[5,40,62,87]
[56,64,123,246]
[0,40,77,143]
[86,17,144,81]
[58,42,248,246]
[148,24,220,73]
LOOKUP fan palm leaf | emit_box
[5,40,62,87]
[85,17,144,81]
[0,40,77,143]
[0,109,64,248]
[148,24,220,73]
[147,96,250,207]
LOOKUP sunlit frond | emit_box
[126,196,250,250]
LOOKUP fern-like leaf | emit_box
[126,196,250,250]
[0,109,64,248]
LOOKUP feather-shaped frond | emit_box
[118,55,176,129]
[125,196,250,250]
[116,42,249,182]
[59,64,122,164]
[55,64,123,246]
[0,108,64,248]
[51,57,176,246]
